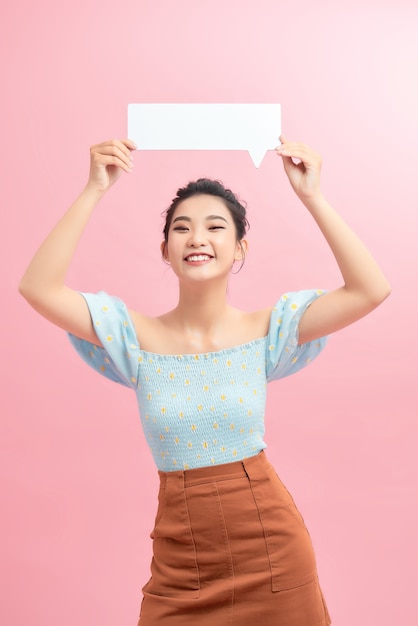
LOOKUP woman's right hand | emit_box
[86,139,137,193]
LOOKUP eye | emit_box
[208,225,225,231]
[173,225,189,232]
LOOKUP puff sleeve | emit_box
[68,292,140,389]
[266,290,328,382]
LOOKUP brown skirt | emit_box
[138,451,331,625]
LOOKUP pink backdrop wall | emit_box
[2,1,417,624]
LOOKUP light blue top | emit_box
[69,290,327,471]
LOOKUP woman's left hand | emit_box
[276,137,322,202]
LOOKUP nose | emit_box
[187,228,207,248]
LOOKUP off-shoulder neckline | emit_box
[136,335,268,359]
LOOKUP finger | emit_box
[92,141,134,171]
[93,139,135,161]
[280,153,304,176]
[275,135,288,150]
[95,154,133,174]
[91,150,132,174]
[275,146,300,167]
[276,144,320,167]
[276,142,306,155]
[123,138,137,151]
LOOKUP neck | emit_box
[174,279,231,331]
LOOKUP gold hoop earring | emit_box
[231,257,245,274]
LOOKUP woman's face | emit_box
[162,194,246,283]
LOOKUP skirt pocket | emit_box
[248,465,318,592]
[144,475,200,599]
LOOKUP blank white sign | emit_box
[128,103,281,167]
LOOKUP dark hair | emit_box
[163,178,249,243]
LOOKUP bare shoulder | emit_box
[128,309,163,351]
[240,306,273,339]
[211,305,274,348]
[128,308,190,353]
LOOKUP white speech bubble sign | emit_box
[128,103,281,168]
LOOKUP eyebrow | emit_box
[172,214,229,224]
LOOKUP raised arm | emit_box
[275,137,391,345]
[19,139,136,344]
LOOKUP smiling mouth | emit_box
[184,254,213,262]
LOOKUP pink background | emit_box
[2,1,417,624]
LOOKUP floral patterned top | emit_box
[69,289,327,471]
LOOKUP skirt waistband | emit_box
[158,451,269,486]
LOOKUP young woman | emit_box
[19,137,390,625]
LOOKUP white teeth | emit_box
[186,255,211,262]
